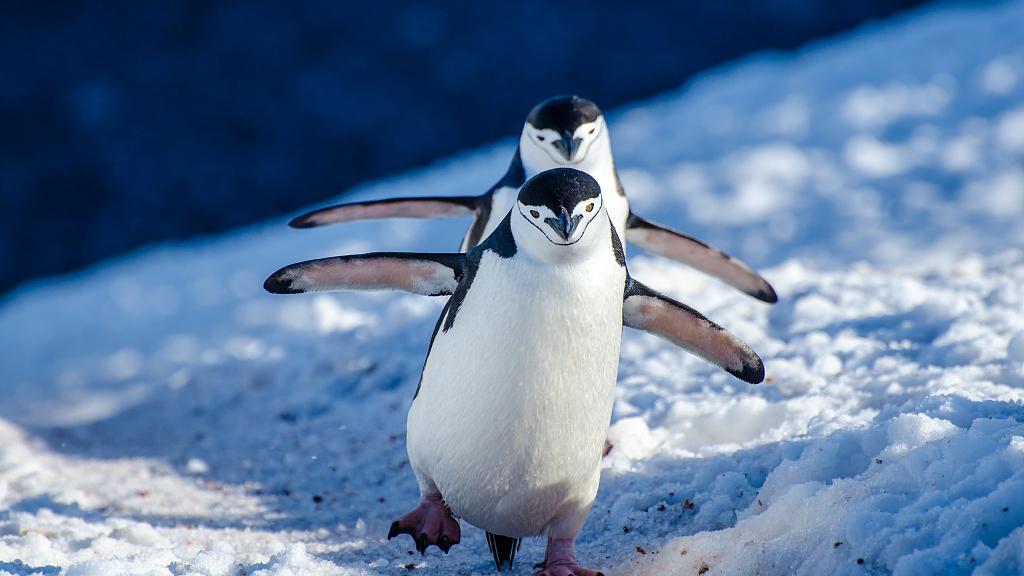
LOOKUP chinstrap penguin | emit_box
[289,95,778,304]
[266,168,765,575]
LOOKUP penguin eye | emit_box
[588,127,595,135]
[536,135,545,142]
[530,210,540,218]
[585,203,595,212]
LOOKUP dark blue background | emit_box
[0,1,931,294]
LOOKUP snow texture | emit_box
[2,2,1024,574]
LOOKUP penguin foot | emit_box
[532,537,603,576]
[531,562,604,576]
[532,557,602,569]
[387,493,461,555]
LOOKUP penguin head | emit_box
[520,95,608,169]
[514,168,605,253]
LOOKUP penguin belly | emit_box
[406,253,624,537]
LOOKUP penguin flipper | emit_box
[290,196,481,228]
[625,213,777,304]
[623,278,765,384]
[265,252,464,296]
[485,532,522,571]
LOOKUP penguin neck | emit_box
[518,133,615,183]
[509,209,611,266]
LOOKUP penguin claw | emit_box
[387,494,461,556]
[416,533,429,554]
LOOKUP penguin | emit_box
[265,168,765,575]
[289,95,778,304]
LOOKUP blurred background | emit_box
[0,0,937,295]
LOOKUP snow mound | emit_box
[626,413,1024,575]
[2,1,1024,574]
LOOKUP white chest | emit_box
[482,185,519,238]
[406,252,625,536]
[594,171,630,238]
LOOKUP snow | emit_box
[2,1,1024,574]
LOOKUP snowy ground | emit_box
[3,1,1024,574]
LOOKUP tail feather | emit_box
[485,532,522,571]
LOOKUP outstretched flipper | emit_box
[625,213,777,304]
[289,195,482,229]
[264,252,464,296]
[623,278,765,384]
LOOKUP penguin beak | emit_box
[544,207,582,242]
[553,133,583,161]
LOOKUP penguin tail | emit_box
[485,532,522,571]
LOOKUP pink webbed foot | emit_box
[532,538,604,576]
[387,493,461,554]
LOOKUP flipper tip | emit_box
[755,284,779,304]
[288,214,317,229]
[264,269,301,294]
[729,358,766,384]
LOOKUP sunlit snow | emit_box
[2,2,1024,574]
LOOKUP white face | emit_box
[516,195,604,246]
[521,117,606,167]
